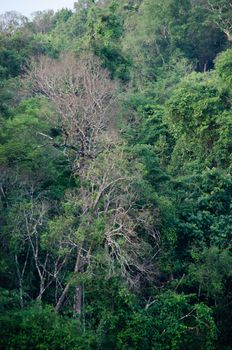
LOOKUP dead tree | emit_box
[27,53,118,170]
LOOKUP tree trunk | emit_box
[55,244,83,313]
[15,255,24,308]
[73,284,82,314]
[55,281,71,311]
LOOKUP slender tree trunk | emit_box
[15,259,23,308]
[15,254,25,308]
[73,244,83,314]
[37,281,45,301]
[55,244,83,313]
[55,281,71,311]
[73,284,82,314]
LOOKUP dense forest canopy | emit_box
[0,1,231,349]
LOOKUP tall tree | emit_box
[27,53,159,314]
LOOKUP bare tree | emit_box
[30,10,55,34]
[0,11,28,34]
[27,53,118,172]
[8,181,71,304]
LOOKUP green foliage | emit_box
[187,247,232,299]
[117,292,216,350]
[123,0,226,84]
[166,71,232,170]
[0,303,92,350]
[215,48,232,86]
[86,1,131,79]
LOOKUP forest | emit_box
[0,0,232,349]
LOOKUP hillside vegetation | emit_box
[0,1,232,349]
